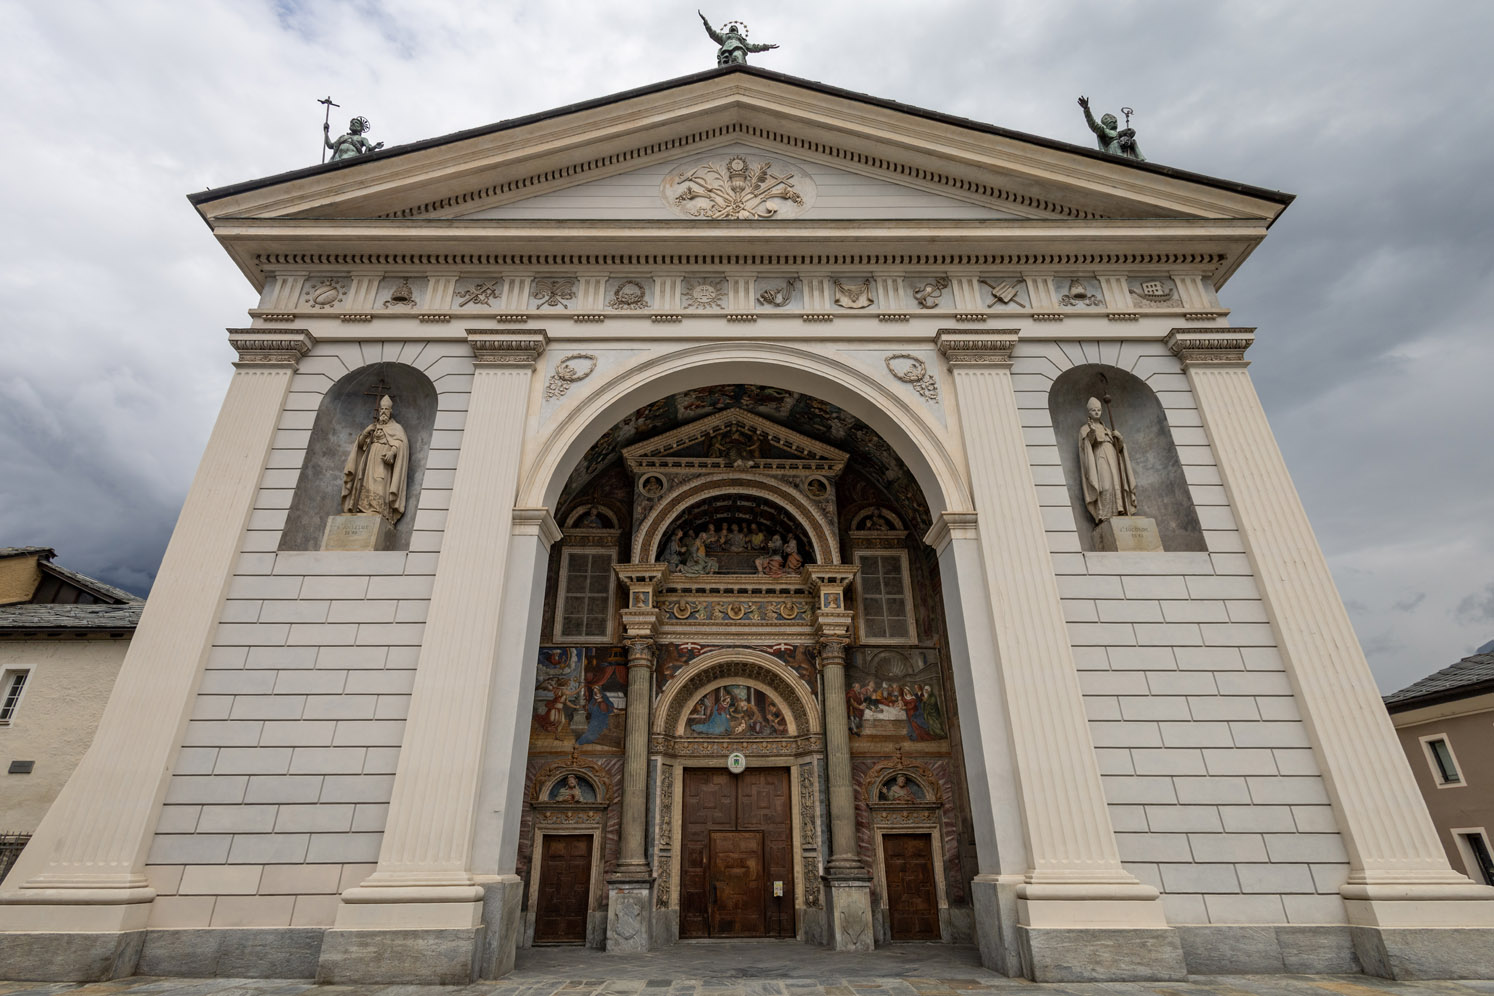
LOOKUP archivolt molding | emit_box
[516,340,970,517]
[531,755,614,804]
[862,758,944,805]
[632,474,838,567]
[654,648,821,738]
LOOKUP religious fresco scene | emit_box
[520,385,976,946]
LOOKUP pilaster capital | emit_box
[816,635,850,667]
[1166,328,1256,367]
[511,507,563,547]
[227,328,314,366]
[935,329,1021,367]
[923,510,979,553]
[466,329,548,367]
[625,638,657,668]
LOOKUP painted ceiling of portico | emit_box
[557,385,933,540]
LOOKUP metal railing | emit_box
[0,832,30,884]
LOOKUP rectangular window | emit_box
[0,671,28,723]
[554,548,616,643]
[1423,736,1462,785]
[854,551,916,645]
[1461,832,1494,887]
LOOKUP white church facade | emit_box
[2,66,1491,983]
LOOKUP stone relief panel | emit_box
[660,152,817,220]
[1127,276,1181,308]
[301,276,351,310]
[833,277,876,310]
[754,276,800,310]
[605,277,653,311]
[452,276,504,309]
[681,276,728,311]
[531,276,579,310]
[1056,276,1104,308]
[978,276,1029,310]
[906,275,952,310]
[376,275,425,311]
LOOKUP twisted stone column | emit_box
[1169,329,1494,978]
[0,331,312,979]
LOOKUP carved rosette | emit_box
[1166,327,1256,367]
[466,330,547,367]
[227,329,315,366]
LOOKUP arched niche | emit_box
[279,363,438,551]
[1048,364,1205,552]
[632,474,838,568]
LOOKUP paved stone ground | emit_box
[3,943,1493,996]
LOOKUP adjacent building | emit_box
[0,548,141,881]
[1,65,1491,984]
[1386,652,1494,887]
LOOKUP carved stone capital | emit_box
[625,638,656,669]
[466,329,547,367]
[935,329,1020,367]
[816,636,849,667]
[511,507,563,547]
[227,329,314,366]
[1166,328,1256,367]
[922,510,979,553]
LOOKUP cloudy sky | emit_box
[2,1,1490,692]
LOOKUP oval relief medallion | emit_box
[661,152,817,220]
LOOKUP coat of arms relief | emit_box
[661,153,816,220]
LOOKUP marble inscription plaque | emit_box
[1093,515,1163,552]
[322,512,393,551]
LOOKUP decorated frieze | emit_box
[251,268,1219,321]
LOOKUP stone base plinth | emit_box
[1094,516,1162,552]
[317,926,480,985]
[1019,925,1186,982]
[970,874,1022,976]
[478,875,524,979]
[0,930,144,982]
[139,927,324,978]
[825,874,874,952]
[1352,926,1494,980]
[605,879,653,952]
[322,513,393,551]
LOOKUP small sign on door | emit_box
[773,880,784,897]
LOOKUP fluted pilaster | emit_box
[1169,328,1494,926]
[0,330,312,931]
[336,330,545,926]
[936,330,1163,925]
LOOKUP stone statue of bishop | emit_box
[342,395,409,526]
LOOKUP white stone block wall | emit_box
[144,340,470,929]
[1013,339,1351,926]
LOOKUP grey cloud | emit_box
[1456,584,1494,625]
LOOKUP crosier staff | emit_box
[317,95,340,163]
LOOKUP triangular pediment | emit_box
[455,142,1022,222]
[194,67,1289,226]
[623,409,848,474]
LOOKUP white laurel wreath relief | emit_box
[545,353,599,399]
[884,353,939,402]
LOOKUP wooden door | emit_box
[882,833,940,940]
[533,834,593,943]
[708,830,765,936]
[680,766,796,938]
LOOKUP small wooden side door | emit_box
[708,829,766,937]
[534,833,593,943]
[883,833,940,940]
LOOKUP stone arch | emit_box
[278,361,437,551]
[634,474,838,566]
[518,342,969,521]
[1048,361,1206,552]
[655,648,821,737]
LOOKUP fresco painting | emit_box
[531,646,629,751]
[685,684,790,737]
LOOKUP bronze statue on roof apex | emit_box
[699,11,778,65]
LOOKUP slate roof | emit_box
[0,547,55,560]
[188,64,1293,213]
[0,601,142,635]
[1384,652,1494,711]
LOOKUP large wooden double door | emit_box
[681,767,795,938]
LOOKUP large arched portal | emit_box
[512,385,979,949]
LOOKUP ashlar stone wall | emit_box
[144,340,471,930]
[1013,339,1352,927]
